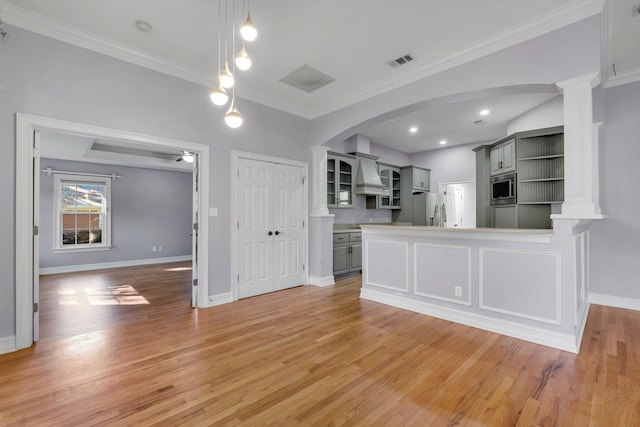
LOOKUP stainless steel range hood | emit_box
[350,152,385,196]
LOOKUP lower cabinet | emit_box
[333,232,362,276]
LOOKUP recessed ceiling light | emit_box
[409,126,418,133]
[439,140,447,145]
[135,20,153,33]
[480,109,490,116]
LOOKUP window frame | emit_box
[53,174,112,253]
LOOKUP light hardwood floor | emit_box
[1,262,639,426]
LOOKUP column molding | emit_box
[311,145,331,216]
[552,72,605,220]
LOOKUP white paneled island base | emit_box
[360,222,590,353]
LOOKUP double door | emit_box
[238,158,305,298]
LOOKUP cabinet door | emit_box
[501,140,515,172]
[413,169,429,191]
[378,166,391,207]
[490,146,503,175]
[350,243,362,271]
[336,159,354,208]
[333,243,350,275]
[391,169,401,207]
[327,157,336,207]
[493,205,517,228]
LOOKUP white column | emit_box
[311,145,330,216]
[553,73,604,220]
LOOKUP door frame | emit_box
[15,113,210,350]
[439,179,476,228]
[230,150,308,302]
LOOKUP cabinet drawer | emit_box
[349,232,362,242]
[333,233,349,244]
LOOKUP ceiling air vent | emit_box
[387,53,415,68]
[279,65,335,93]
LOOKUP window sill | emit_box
[53,245,112,254]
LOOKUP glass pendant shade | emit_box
[224,98,243,128]
[218,61,234,89]
[235,44,252,71]
[210,81,229,106]
[240,13,257,41]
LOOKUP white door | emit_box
[237,158,304,298]
[33,130,41,342]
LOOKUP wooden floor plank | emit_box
[1,263,639,425]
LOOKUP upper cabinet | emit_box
[369,163,401,209]
[490,138,516,175]
[412,167,431,192]
[327,152,356,208]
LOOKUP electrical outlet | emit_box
[152,246,157,252]
[455,286,462,297]
[158,245,163,252]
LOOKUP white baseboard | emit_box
[360,288,579,353]
[575,301,591,351]
[208,292,233,307]
[589,293,640,311]
[39,255,193,275]
[308,275,335,287]
[0,336,16,355]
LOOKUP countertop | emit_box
[359,224,553,243]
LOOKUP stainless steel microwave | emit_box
[491,172,516,205]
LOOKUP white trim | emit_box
[360,287,579,353]
[361,225,553,243]
[0,0,604,119]
[364,239,409,292]
[589,293,640,312]
[230,150,309,302]
[15,113,210,351]
[604,68,640,89]
[208,292,233,307]
[479,248,562,325]
[575,300,591,351]
[39,255,193,275]
[0,336,16,355]
[413,242,472,306]
[308,276,335,287]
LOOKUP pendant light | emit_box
[240,12,257,41]
[218,60,234,88]
[235,42,252,71]
[225,0,243,128]
[240,0,257,42]
[224,98,243,128]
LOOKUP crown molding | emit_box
[1,0,604,120]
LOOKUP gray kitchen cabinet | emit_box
[333,231,362,276]
[413,167,430,192]
[327,152,356,208]
[490,138,515,175]
[367,163,401,209]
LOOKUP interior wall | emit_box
[589,80,640,300]
[0,25,311,337]
[507,95,564,134]
[39,159,193,269]
[410,142,481,192]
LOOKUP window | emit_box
[54,174,111,251]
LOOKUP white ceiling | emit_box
[1,0,635,159]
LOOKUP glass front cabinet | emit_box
[327,152,356,208]
[375,163,401,209]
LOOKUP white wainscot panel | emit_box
[414,243,471,306]
[480,248,561,324]
[365,239,409,292]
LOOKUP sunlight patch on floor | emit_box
[164,267,192,272]
[58,284,150,305]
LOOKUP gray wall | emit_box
[410,142,480,192]
[590,81,640,299]
[0,25,311,337]
[39,159,193,268]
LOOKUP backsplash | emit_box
[331,195,392,224]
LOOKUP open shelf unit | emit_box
[517,133,564,204]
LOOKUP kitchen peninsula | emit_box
[359,222,589,352]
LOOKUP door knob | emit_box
[275,230,283,236]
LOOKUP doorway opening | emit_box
[15,114,209,350]
[440,180,476,229]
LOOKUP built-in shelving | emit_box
[517,133,564,204]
